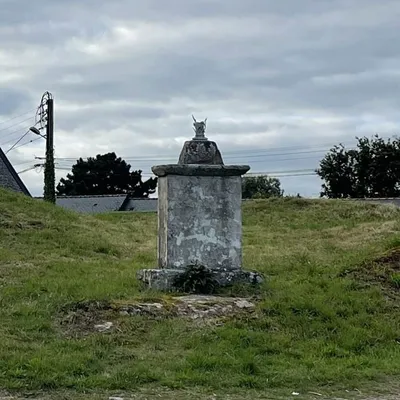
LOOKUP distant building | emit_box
[35,194,158,214]
[0,147,31,196]
[350,197,400,208]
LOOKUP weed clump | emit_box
[173,263,219,294]
[391,273,400,288]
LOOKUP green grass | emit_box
[1,189,400,399]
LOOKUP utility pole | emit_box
[44,98,55,203]
[30,91,55,204]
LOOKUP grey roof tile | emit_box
[56,194,129,213]
[0,147,31,196]
[123,198,158,212]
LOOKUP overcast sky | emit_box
[1,0,399,197]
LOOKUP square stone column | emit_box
[137,120,262,291]
[156,166,245,272]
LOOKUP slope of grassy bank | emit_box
[0,188,400,398]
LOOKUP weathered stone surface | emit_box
[157,175,243,271]
[136,268,184,290]
[178,140,224,165]
[118,295,258,321]
[151,164,250,177]
[137,267,263,291]
[94,321,113,332]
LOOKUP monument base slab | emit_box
[137,267,263,291]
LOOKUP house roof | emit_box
[55,194,129,214]
[0,147,31,196]
[124,197,158,212]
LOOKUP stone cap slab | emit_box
[151,164,250,177]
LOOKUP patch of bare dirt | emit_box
[342,248,400,302]
[57,299,115,338]
[0,216,46,230]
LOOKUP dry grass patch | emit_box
[343,248,400,302]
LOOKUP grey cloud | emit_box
[55,104,167,133]
[29,31,399,118]
[0,0,339,26]
[1,0,399,197]
[0,87,32,117]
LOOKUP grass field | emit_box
[1,188,400,399]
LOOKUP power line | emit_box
[225,148,345,159]
[12,137,43,151]
[5,131,30,154]
[54,168,317,175]
[53,152,332,171]
[13,160,37,167]
[53,148,352,164]
[247,172,317,177]
[119,148,329,163]
[17,166,38,175]
[271,172,317,177]
[0,128,29,147]
[0,116,34,136]
[1,124,44,153]
[52,141,357,162]
[0,126,33,147]
[0,108,37,127]
[52,168,318,180]
[239,154,327,164]
[53,161,321,174]
[218,141,355,156]
[247,168,315,175]
[49,141,355,181]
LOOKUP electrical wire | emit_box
[53,152,331,173]
[264,174,315,178]
[0,116,34,136]
[53,167,319,180]
[248,168,315,175]
[53,148,351,165]
[17,166,37,175]
[210,141,354,156]
[49,140,356,185]
[0,126,33,147]
[35,91,52,130]
[5,131,30,154]
[247,171,316,177]
[1,123,44,152]
[0,108,37,127]
[13,160,37,167]
[18,127,357,183]
[52,141,357,162]
[114,148,328,163]
[11,137,43,152]
[268,172,317,177]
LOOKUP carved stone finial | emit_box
[192,115,208,140]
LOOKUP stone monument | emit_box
[137,116,262,290]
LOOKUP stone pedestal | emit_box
[137,122,262,291]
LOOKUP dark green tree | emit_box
[56,152,157,197]
[242,175,283,199]
[316,135,400,198]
